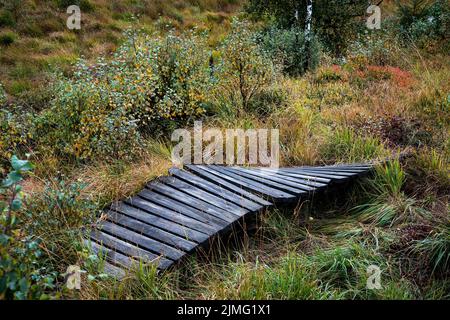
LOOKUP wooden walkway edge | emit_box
[85,163,374,276]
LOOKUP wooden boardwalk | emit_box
[86,164,373,277]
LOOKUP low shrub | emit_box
[0,156,58,300]
[315,65,345,83]
[33,28,212,160]
[0,108,34,165]
[397,0,450,49]
[258,26,321,76]
[0,10,15,28]
[214,19,277,114]
[0,31,16,46]
[24,179,98,270]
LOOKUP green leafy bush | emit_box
[25,179,98,268]
[397,0,450,47]
[215,19,277,113]
[0,156,58,300]
[0,108,34,164]
[33,29,212,160]
[258,26,321,76]
[0,31,16,46]
[0,9,15,27]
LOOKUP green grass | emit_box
[320,128,388,163]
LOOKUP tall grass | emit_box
[320,128,388,163]
[353,160,429,227]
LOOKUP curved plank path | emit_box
[85,163,374,277]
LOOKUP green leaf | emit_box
[3,171,22,187]
[11,156,33,172]
[19,277,29,293]
[11,198,22,211]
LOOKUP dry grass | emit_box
[76,147,171,206]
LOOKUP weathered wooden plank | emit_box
[169,168,263,212]
[90,229,173,269]
[301,166,370,173]
[185,165,272,206]
[107,211,198,252]
[219,166,310,195]
[110,203,209,243]
[85,239,135,269]
[296,169,360,177]
[137,190,228,230]
[160,176,248,217]
[200,165,296,201]
[254,167,332,184]
[125,196,219,234]
[147,182,239,224]
[98,221,186,261]
[280,168,349,180]
[103,262,127,279]
[246,167,328,188]
[228,166,325,191]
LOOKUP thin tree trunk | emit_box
[304,0,313,72]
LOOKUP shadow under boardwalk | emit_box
[85,163,374,277]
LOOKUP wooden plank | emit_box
[246,167,328,188]
[160,176,248,217]
[137,190,228,230]
[169,168,263,212]
[299,164,372,170]
[280,168,349,180]
[301,166,370,173]
[254,167,332,184]
[186,165,272,206]
[103,262,127,279]
[125,196,220,234]
[219,166,310,195]
[147,182,239,224]
[199,165,296,201]
[110,203,209,243]
[228,166,325,191]
[85,239,135,269]
[98,221,186,261]
[107,211,198,252]
[296,169,360,177]
[90,230,173,269]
